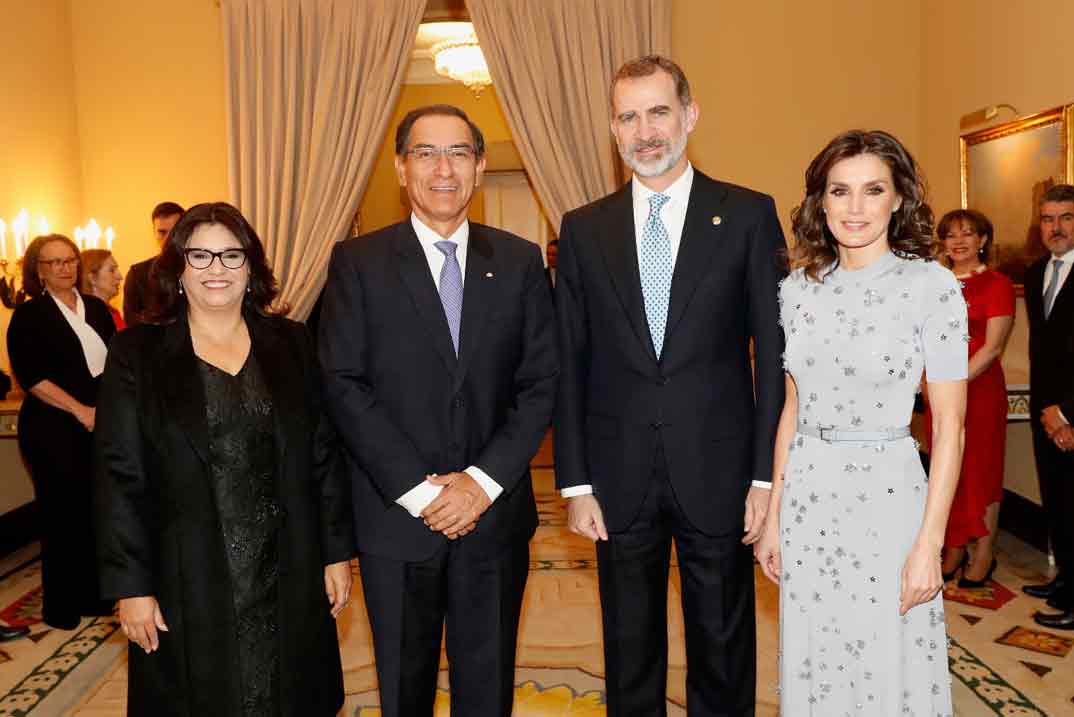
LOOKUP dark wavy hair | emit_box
[21,234,81,297]
[789,129,936,282]
[937,208,994,265]
[147,202,284,324]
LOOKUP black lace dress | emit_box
[199,354,282,717]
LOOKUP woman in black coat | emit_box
[7,233,116,629]
[93,203,355,717]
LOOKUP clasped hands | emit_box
[420,472,491,540]
[1041,405,1074,452]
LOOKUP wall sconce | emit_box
[960,104,1019,130]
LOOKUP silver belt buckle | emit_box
[818,426,834,442]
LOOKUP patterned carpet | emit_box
[1,442,1072,715]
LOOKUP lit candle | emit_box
[74,226,85,250]
[105,226,115,251]
[13,209,29,259]
[37,217,49,235]
[86,219,101,250]
[0,218,7,260]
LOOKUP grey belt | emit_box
[797,423,911,443]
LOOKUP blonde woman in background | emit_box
[81,248,126,330]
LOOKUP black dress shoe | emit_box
[0,624,30,642]
[1046,595,1072,610]
[1033,608,1074,630]
[1023,577,1067,599]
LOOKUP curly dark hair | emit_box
[937,208,994,265]
[21,234,81,297]
[789,129,936,282]
[147,202,284,324]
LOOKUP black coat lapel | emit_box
[246,315,297,465]
[156,319,210,466]
[455,227,497,388]
[665,175,729,342]
[1046,263,1074,322]
[596,185,657,363]
[393,223,458,373]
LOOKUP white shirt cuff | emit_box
[752,480,773,489]
[395,480,444,518]
[465,465,503,503]
[1059,408,1070,425]
[560,484,593,498]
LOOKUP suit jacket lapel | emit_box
[393,223,459,373]
[156,319,210,466]
[596,185,658,363]
[1047,263,1074,322]
[455,227,496,389]
[665,175,728,342]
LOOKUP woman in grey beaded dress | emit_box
[94,203,355,716]
[755,130,967,716]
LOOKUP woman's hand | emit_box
[754,518,782,585]
[899,539,943,615]
[118,596,168,653]
[73,403,95,431]
[324,560,353,618]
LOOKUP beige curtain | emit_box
[467,0,671,232]
[221,0,426,319]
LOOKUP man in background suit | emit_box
[555,56,786,715]
[122,201,183,326]
[319,105,557,716]
[1023,183,1074,629]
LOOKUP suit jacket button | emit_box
[454,396,464,408]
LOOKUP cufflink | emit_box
[485,272,494,278]
[712,216,722,226]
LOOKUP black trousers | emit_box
[596,440,756,717]
[359,538,529,717]
[1032,420,1074,596]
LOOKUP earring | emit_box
[178,280,184,295]
[246,284,251,293]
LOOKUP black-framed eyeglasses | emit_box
[183,248,248,270]
[406,144,477,165]
[38,257,79,270]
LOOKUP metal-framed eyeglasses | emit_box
[405,144,478,166]
[183,248,248,270]
[38,257,80,270]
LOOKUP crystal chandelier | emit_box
[431,35,492,97]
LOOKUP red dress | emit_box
[927,269,1015,546]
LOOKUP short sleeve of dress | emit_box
[920,263,969,383]
[986,271,1016,318]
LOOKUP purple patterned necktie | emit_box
[435,240,463,354]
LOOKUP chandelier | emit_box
[431,35,492,97]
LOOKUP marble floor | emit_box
[1,445,1072,715]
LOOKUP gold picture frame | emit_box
[960,103,1074,292]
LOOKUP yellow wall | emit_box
[359,83,513,233]
[0,0,84,373]
[68,0,230,278]
[673,0,923,238]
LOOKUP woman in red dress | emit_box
[931,209,1015,587]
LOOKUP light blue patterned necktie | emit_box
[639,192,673,358]
[434,240,463,354]
[1044,258,1064,319]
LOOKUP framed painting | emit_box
[960,104,1074,291]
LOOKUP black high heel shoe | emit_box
[958,558,997,589]
[942,552,968,582]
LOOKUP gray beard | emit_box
[619,130,688,178]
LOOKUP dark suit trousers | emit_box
[359,538,529,717]
[1032,420,1074,590]
[596,439,756,717]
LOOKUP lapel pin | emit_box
[712,215,722,226]
[485,272,494,278]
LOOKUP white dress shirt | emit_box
[395,213,504,519]
[1042,248,1073,303]
[49,291,108,378]
[561,164,772,499]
